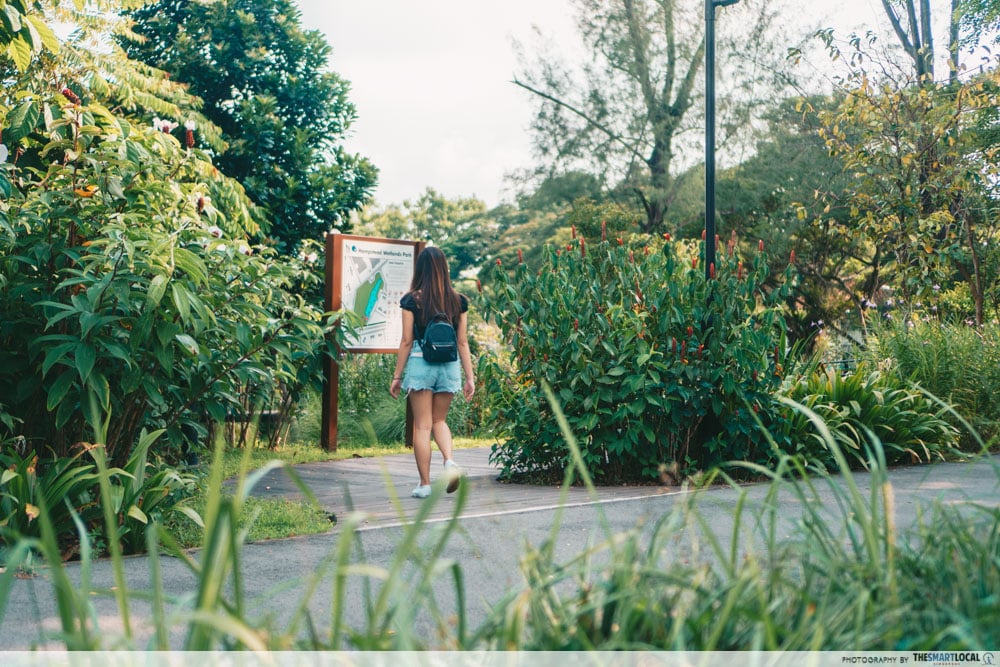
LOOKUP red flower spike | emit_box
[697,343,704,359]
[580,238,586,258]
[617,237,624,246]
[476,279,483,294]
[671,337,677,354]
[571,225,577,239]
[61,87,80,105]
[789,249,796,264]
[496,258,502,266]
[629,250,635,264]
[663,232,672,241]
[738,261,744,280]
[692,257,698,269]
[185,128,195,148]
[574,318,579,331]
[687,326,694,337]
[710,262,716,279]
[702,229,707,240]
[601,220,607,242]
[517,248,523,264]
[759,239,765,252]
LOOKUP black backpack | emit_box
[420,313,458,363]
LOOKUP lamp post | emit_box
[705,0,739,281]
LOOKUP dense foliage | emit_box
[1,1,342,468]
[863,315,1000,444]
[124,0,377,252]
[479,227,797,482]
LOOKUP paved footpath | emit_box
[1,447,998,650]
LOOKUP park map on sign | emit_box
[340,239,415,350]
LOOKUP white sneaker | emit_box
[411,484,431,499]
[444,460,462,494]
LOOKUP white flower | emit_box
[184,119,197,131]
[305,251,318,264]
[206,225,224,238]
[0,144,8,163]
[237,243,252,256]
[153,117,178,133]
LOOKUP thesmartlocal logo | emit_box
[911,653,997,666]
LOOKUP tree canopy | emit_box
[513,0,795,234]
[124,0,377,253]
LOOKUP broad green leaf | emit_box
[147,274,168,306]
[47,370,76,412]
[75,341,96,383]
[1,5,22,34]
[24,15,59,54]
[170,282,192,324]
[172,247,208,285]
[5,99,39,141]
[127,506,148,524]
[41,341,77,377]
[175,333,199,356]
[6,37,31,72]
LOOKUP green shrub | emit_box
[97,430,199,555]
[863,316,1000,445]
[0,434,199,560]
[0,445,101,557]
[0,78,340,466]
[479,230,797,482]
[775,365,960,470]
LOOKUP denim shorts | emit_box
[402,342,462,394]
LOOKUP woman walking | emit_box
[389,247,475,498]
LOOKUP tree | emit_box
[124,0,377,253]
[811,33,1000,326]
[514,0,795,234]
[878,0,960,83]
[355,189,493,282]
[958,0,1000,49]
[711,96,859,343]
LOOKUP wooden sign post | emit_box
[322,234,424,451]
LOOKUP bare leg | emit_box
[431,391,455,463]
[408,390,433,486]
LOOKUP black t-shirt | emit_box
[400,292,469,339]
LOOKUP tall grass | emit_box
[863,318,1000,447]
[1,396,997,650]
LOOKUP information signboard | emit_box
[336,236,418,352]
[323,234,424,450]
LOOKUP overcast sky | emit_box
[296,1,888,208]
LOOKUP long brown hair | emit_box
[409,246,462,330]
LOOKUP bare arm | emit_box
[457,311,475,400]
[389,309,415,398]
